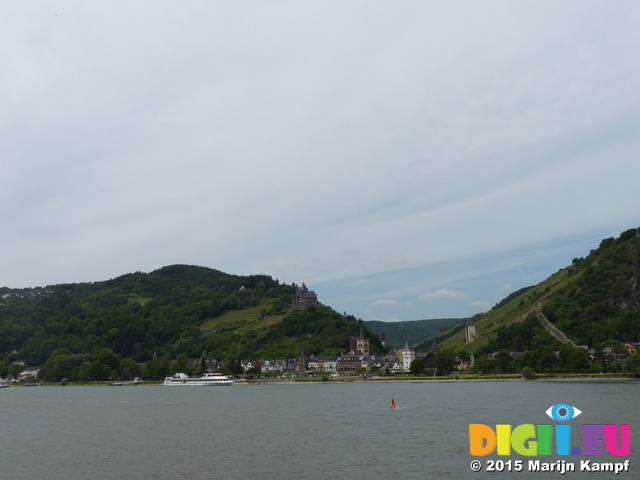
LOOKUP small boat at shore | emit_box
[163,372,233,386]
[111,377,142,386]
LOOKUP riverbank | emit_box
[235,372,637,385]
[16,372,637,387]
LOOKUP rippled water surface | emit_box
[0,380,637,479]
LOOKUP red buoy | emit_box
[390,398,396,409]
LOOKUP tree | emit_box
[567,348,590,372]
[592,343,607,367]
[473,356,494,374]
[493,351,513,373]
[522,366,536,380]
[409,359,425,376]
[40,348,73,381]
[456,350,471,366]
[8,363,23,379]
[602,340,626,360]
[199,356,208,374]
[97,348,122,376]
[142,357,169,380]
[169,354,191,375]
[77,361,110,381]
[434,349,455,376]
[121,358,141,380]
[536,346,560,372]
[623,353,640,376]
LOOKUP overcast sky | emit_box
[2,2,639,322]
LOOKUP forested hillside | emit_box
[0,265,384,376]
[365,318,462,348]
[542,231,640,345]
[438,228,640,353]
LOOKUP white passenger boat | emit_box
[163,372,233,386]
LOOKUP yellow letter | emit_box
[496,424,512,455]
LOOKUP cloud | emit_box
[368,299,400,307]
[367,299,413,308]
[1,2,639,326]
[468,301,491,309]
[499,284,514,291]
[418,289,467,302]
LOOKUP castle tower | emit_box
[464,318,476,344]
[400,340,415,372]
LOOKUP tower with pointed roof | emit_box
[350,320,370,354]
[465,318,476,344]
[400,340,415,372]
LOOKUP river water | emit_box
[0,379,637,479]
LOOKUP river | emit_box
[0,379,637,479]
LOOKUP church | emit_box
[349,320,370,355]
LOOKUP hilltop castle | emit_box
[292,283,322,310]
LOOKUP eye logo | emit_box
[545,403,582,422]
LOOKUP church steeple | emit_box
[298,345,310,372]
[350,320,370,355]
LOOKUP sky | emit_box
[2,2,640,322]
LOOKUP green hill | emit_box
[0,265,384,372]
[438,228,640,353]
[364,318,463,349]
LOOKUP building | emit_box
[297,345,311,372]
[623,342,639,357]
[399,340,415,372]
[292,283,322,310]
[350,320,370,355]
[307,356,338,373]
[465,318,476,344]
[337,352,362,375]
